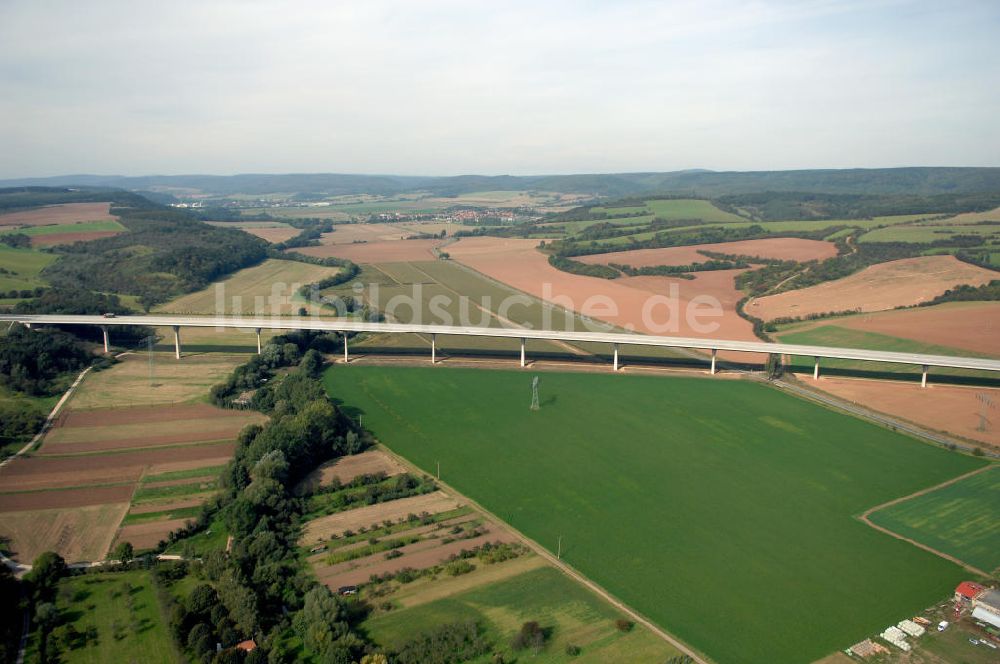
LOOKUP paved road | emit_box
[3,313,999,373]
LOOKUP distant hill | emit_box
[2,167,1000,198]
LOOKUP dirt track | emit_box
[857,465,995,577]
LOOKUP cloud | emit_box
[0,0,997,177]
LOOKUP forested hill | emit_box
[0,187,268,308]
[3,167,1000,198]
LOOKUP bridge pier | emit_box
[343,333,349,364]
[921,364,928,388]
[813,357,820,380]
[255,328,262,354]
[172,326,181,360]
[431,333,436,364]
[520,338,525,368]
[101,326,110,354]
[613,343,619,371]
[710,349,717,375]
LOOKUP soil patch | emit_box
[58,403,252,428]
[0,485,134,512]
[448,237,761,364]
[753,255,996,322]
[0,502,128,563]
[296,449,407,494]
[789,302,1000,357]
[293,239,443,263]
[302,491,461,543]
[806,378,1000,448]
[578,238,837,267]
[30,230,123,246]
[0,202,114,227]
[0,442,234,491]
[115,518,192,551]
[128,496,210,515]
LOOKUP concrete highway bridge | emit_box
[3,314,999,387]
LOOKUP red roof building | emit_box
[235,639,257,652]
[954,581,984,603]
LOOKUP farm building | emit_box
[972,589,1000,629]
[955,581,985,604]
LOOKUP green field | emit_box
[366,563,680,663]
[25,570,178,664]
[324,365,986,664]
[869,465,1000,573]
[776,324,998,383]
[0,244,56,291]
[859,223,1000,244]
[0,219,126,237]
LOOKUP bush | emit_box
[565,644,581,656]
[445,560,474,576]
[614,618,634,632]
[511,621,546,651]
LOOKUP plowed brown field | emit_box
[59,402,252,428]
[0,442,235,491]
[0,202,114,227]
[753,256,996,322]
[448,237,761,363]
[293,239,443,263]
[787,302,1000,356]
[807,378,1000,448]
[30,230,123,246]
[115,517,193,551]
[0,485,134,512]
[578,238,837,267]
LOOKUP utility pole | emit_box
[436,460,440,480]
[557,535,562,560]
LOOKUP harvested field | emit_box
[41,411,264,455]
[578,238,838,267]
[315,527,517,589]
[806,378,1000,448]
[67,353,246,408]
[296,449,407,494]
[157,258,339,316]
[302,491,460,542]
[0,202,114,227]
[59,402,251,428]
[128,496,208,515]
[753,256,997,322]
[0,442,234,491]
[144,456,234,476]
[293,238,443,263]
[0,502,128,563]
[936,205,1000,224]
[115,517,192,551]
[0,485,134,512]
[30,230,122,246]
[313,223,419,244]
[239,225,300,243]
[449,237,760,363]
[783,302,1000,357]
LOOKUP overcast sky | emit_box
[0,0,997,178]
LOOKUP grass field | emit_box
[0,244,56,290]
[324,365,986,664]
[24,570,179,664]
[68,353,245,408]
[156,258,339,316]
[868,465,1000,573]
[859,223,1000,244]
[0,219,126,237]
[365,562,680,663]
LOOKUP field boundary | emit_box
[371,442,713,664]
[0,366,92,470]
[857,464,995,577]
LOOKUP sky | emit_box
[0,0,998,178]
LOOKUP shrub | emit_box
[511,621,546,651]
[615,618,634,632]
